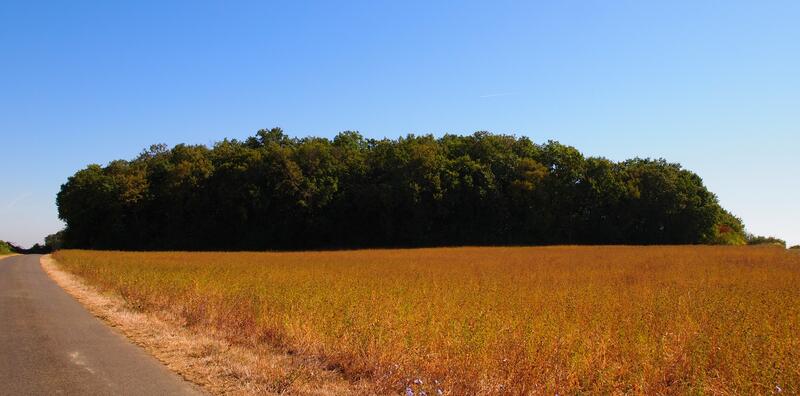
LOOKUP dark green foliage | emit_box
[57,129,746,250]
[23,243,51,254]
[45,231,65,251]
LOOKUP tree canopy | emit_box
[57,129,747,250]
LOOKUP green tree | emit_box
[56,129,748,250]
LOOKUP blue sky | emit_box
[1,1,798,248]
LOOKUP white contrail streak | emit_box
[2,193,31,213]
[479,92,515,98]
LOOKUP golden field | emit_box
[53,246,800,395]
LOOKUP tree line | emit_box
[0,240,52,254]
[57,129,749,250]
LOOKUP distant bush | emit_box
[747,235,786,248]
[0,240,54,255]
[45,230,65,251]
[790,245,800,250]
[0,240,17,255]
[708,211,747,246]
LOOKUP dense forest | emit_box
[57,129,748,250]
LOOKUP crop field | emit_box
[52,246,800,394]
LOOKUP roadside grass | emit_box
[53,246,800,394]
[41,255,357,395]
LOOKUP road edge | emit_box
[40,254,358,396]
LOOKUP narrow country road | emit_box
[0,255,202,395]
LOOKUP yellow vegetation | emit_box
[53,246,800,394]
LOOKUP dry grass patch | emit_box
[52,246,800,394]
[42,255,359,395]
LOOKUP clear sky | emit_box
[1,1,798,248]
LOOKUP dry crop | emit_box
[53,246,800,394]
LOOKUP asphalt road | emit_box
[0,255,203,395]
